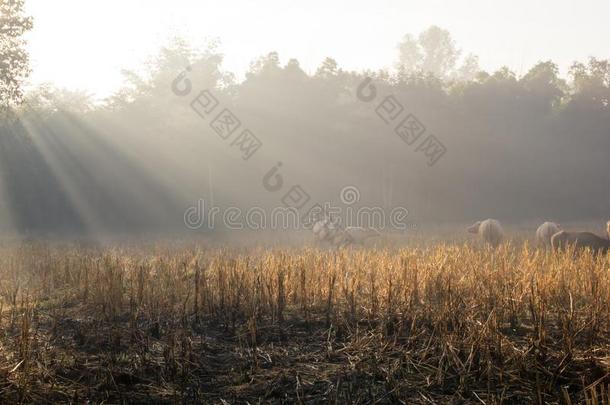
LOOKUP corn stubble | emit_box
[0,243,608,403]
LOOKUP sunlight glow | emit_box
[24,0,610,98]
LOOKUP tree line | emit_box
[1,13,609,235]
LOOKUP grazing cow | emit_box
[344,226,381,246]
[312,217,380,248]
[312,217,334,243]
[551,224,610,255]
[313,217,340,245]
[536,222,561,249]
[467,219,504,248]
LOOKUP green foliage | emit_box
[4,27,610,233]
[0,0,33,110]
[569,57,610,109]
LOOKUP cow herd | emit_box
[313,215,610,254]
[467,218,610,254]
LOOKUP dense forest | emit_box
[1,26,610,236]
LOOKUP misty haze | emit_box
[1,0,610,403]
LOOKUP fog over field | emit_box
[1,1,609,242]
[4,2,610,403]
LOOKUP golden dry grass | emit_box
[0,242,609,403]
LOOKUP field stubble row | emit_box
[0,243,608,403]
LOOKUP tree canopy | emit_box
[3,26,610,235]
[0,0,32,110]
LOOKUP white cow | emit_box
[313,217,380,248]
[467,218,504,248]
[312,217,346,247]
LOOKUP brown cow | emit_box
[551,223,610,254]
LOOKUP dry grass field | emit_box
[0,242,609,404]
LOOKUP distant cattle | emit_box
[467,219,504,248]
[313,217,380,248]
[551,224,610,255]
[344,226,381,245]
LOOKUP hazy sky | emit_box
[25,0,609,98]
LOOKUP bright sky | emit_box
[24,0,610,98]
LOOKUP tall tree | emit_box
[397,26,460,80]
[418,26,460,79]
[520,61,565,112]
[568,57,610,110]
[0,0,33,111]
